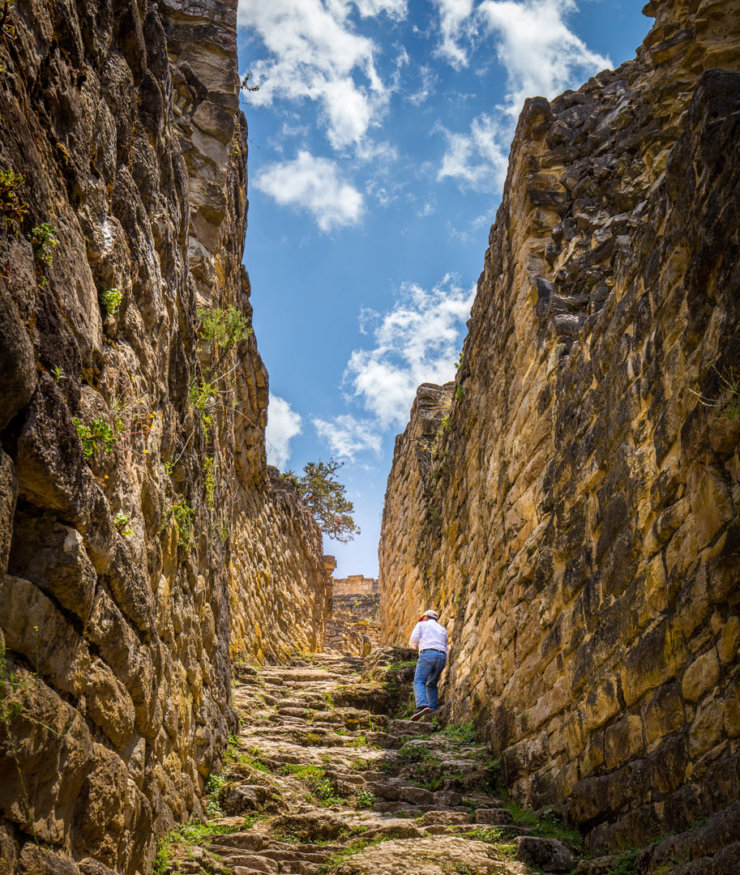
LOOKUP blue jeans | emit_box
[413,650,446,710]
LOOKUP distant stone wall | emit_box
[333,575,379,596]
[0,0,327,872]
[380,0,740,860]
[230,468,330,663]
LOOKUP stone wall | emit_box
[326,583,381,656]
[333,575,379,597]
[230,468,330,663]
[380,0,740,860]
[0,0,327,873]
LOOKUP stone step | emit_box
[219,853,278,872]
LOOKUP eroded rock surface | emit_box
[0,0,327,871]
[380,0,740,862]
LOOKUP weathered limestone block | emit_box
[85,658,136,749]
[229,469,329,663]
[0,576,91,696]
[0,665,95,846]
[7,514,97,623]
[682,648,721,703]
[0,287,36,432]
[17,845,80,875]
[15,377,115,574]
[70,744,134,869]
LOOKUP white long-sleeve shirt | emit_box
[409,619,448,654]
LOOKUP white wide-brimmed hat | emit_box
[422,609,438,619]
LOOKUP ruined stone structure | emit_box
[0,0,327,872]
[380,0,740,861]
[333,575,379,597]
[325,573,381,655]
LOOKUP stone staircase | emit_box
[157,649,579,874]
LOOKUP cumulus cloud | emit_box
[431,0,476,68]
[266,394,302,469]
[437,112,509,190]
[478,0,611,114]
[238,0,404,149]
[313,414,383,460]
[345,276,474,428]
[255,151,364,232]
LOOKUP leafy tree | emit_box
[292,460,360,543]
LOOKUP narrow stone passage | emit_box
[156,650,579,874]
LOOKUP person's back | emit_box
[409,617,448,654]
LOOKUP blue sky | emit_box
[235,0,651,577]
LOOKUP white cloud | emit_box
[354,0,407,18]
[355,139,399,165]
[447,211,491,242]
[431,0,476,68]
[478,0,611,114]
[437,112,509,190]
[437,0,611,194]
[255,151,364,232]
[344,276,474,427]
[407,64,437,106]
[238,0,404,149]
[313,414,383,460]
[266,394,302,469]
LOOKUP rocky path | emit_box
[157,649,579,875]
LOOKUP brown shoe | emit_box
[410,707,432,721]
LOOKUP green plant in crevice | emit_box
[197,306,252,358]
[203,455,216,508]
[280,763,344,806]
[0,167,28,230]
[73,416,118,460]
[152,818,259,875]
[188,377,216,440]
[168,497,195,550]
[609,848,639,875]
[51,365,66,382]
[114,512,134,537]
[241,71,260,92]
[0,0,16,43]
[206,771,227,816]
[28,223,57,267]
[100,287,123,318]
[355,789,375,809]
[501,795,582,847]
[455,385,466,402]
[440,721,477,745]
